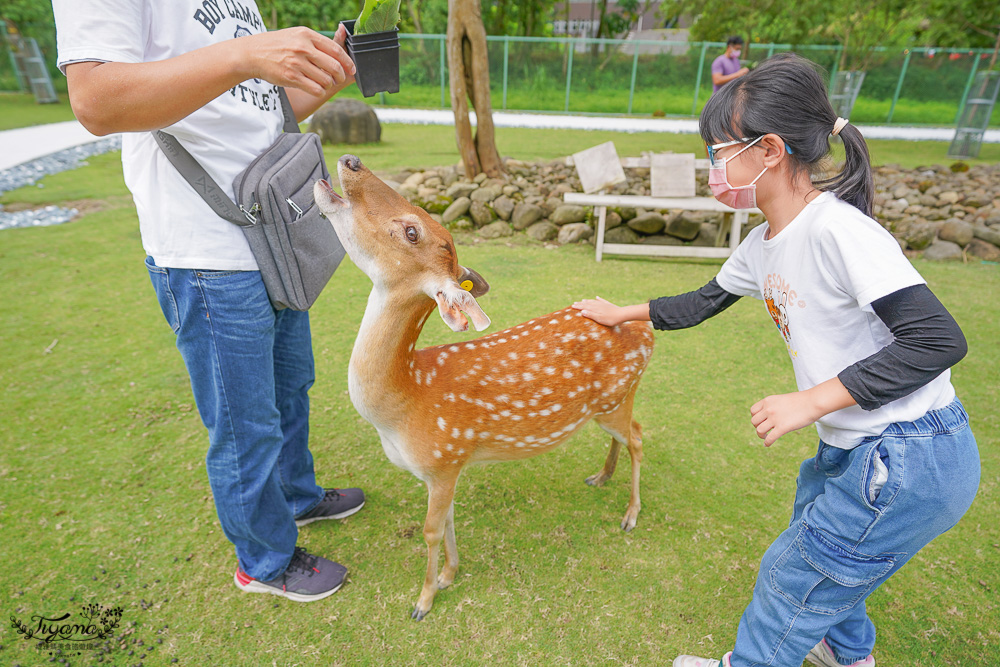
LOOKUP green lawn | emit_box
[0,128,998,666]
[0,92,76,131]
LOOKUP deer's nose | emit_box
[340,155,362,172]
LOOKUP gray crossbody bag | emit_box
[153,88,345,311]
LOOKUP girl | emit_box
[573,53,980,667]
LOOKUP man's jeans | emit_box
[146,257,324,581]
[730,398,980,666]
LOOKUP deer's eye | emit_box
[405,226,419,243]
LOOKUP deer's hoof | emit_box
[411,606,429,621]
[620,514,638,532]
[585,473,609,487]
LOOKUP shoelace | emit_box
[284,547,322,578]
[323,489,345,501]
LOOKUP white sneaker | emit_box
[806,639,875,667]
[672,651,732,667]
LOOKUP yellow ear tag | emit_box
[460,280,474,292]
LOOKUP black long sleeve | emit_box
[648,278,742,330]
[838,284,967,411]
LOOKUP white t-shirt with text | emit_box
[716,192,955,448]
[54,0,284,270]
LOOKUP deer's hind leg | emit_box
[593,388,644,532]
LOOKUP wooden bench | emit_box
[564,148,761,262]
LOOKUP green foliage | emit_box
[355,0,401,34]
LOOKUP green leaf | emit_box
[355,0,401,34]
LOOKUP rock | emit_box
[614,206,637,221]
[478,220,513,239]
[526,221,559,242]
[973,224,1000,247]
[442,197,471,224]
[404,172,427,188]
[511,202,544,230]
[558,223,593,244]
[938,219,974,247]
[473,172,488,184]
[429,213,443,225]
[604,226,640,244]
[492,195,515,221]
[415,194,452,215]
[470,186,501,203]
[664,213,701,241]
[308,99,381,144]
[627,212,666,235]
[541,197,563,215]
[938,191,961,205]
[452,218,474,231]
[604,211,622,230]
[446,182,478,199]
[693,222,720,247]
[469,200,495,226]
[965,238,1000,261]
[902,221,939,251]
[923,240,964,261]
[550,205,587,226]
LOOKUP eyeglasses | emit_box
[706,137,758,166]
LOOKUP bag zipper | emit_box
[285,197,304,220]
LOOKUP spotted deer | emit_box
[313,155,654,620]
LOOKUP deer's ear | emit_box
[458,266,490,298]
[434,286,491,333]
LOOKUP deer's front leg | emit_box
[437,501,458,589]
[411,475,458,621]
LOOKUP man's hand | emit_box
[241,25,355,97]
[749,378,856,447]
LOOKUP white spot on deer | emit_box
[445,443,454,451]
[551,403,562,412]
[595,380,602,389]
[499,338,507,344]
[457,449,465,455]
[437,417,447,431]
[515,442,526,448]
[513,400,525,409]
[564,313,572,320]
[594,351,603,362]
[433,450,442,459]
[497,394,510,403]
[549,319,558,325]
[508,352,518,360]
[511,415,523,421]
[479,431,491,439]
[528,398,538,407]
[571,359,581,367]
[562,370,573,379]
[539,409,551,417]
[538,342,547,350]
[533,325,542,331]
[449,345,459,353]
[522,372,534,381]
[464,428,474,440]
[526,352,536,358]
[444,392,456,402]
[500,410,511,417]
[605,339,612,348]
[540,387,553,395]
[465,343,476,350]
[415,369,423,384]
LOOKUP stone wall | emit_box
[385,158,1000,262]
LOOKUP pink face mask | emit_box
[708,136,766,209]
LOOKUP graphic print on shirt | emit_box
[763,272,805,358]
[191,2,278,112]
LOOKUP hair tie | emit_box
[832,117,849,136]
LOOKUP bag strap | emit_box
[152,87,300,226]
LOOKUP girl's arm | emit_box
[573,278,741,328]
[751,284,966,446]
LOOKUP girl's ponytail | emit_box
[815,123,875,217]
[699,53,876,218]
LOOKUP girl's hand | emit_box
[750,379,856,447]
[750,392,823,447]
[241,26,355,97]
[572,297,625,326]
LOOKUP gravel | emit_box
[0,136,122,231]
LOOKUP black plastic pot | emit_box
[341,19,400,98]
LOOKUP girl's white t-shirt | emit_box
[716,191,955,448]
[54,0,284,270]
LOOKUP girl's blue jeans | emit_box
[146,257,324,581]
[730,398,979,667]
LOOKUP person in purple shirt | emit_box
[711,36,749,93]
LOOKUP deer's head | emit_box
[314,154,492,332]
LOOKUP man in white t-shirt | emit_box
[53,0,366,602]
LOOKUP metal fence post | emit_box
[886,49,912,123]
[502,36,509,110]
[691,42,709,116]
[956,53,982,124]
[564,39,575,113]
[439,36,446,108]
[627,43,639,114]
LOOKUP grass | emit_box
[0,92,76,131]
[1,127,999,666]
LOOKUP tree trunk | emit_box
[447,0,504,179]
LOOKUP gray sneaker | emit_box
[295,488,366,527]
[234,547,347,602]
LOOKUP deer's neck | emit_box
[348,286,433,427]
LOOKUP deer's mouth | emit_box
[314,179,349,211]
